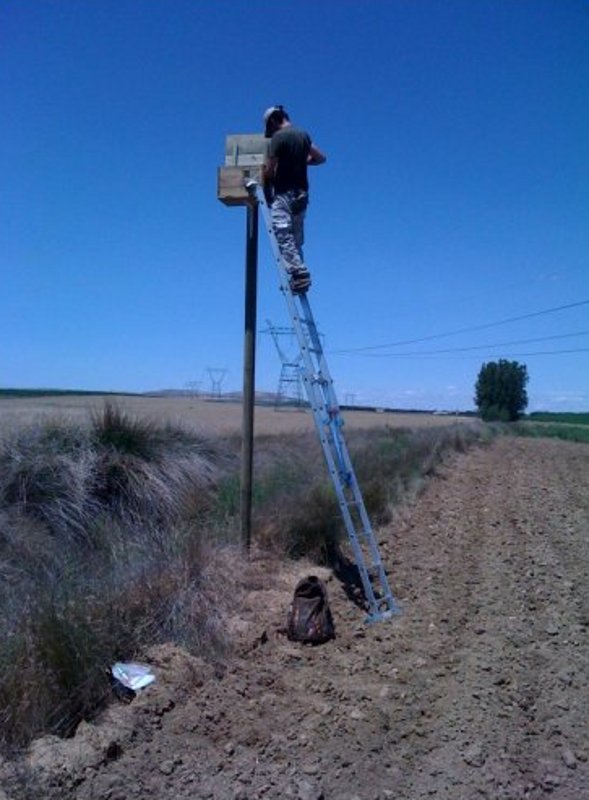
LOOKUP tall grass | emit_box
[0,404,235,749]
[250,421,487,562]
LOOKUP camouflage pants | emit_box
[270,190,309,271]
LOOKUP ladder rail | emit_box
[246,181,400,621]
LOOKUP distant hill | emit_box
[0,389,139,398]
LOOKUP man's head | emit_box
[263,105,290,138]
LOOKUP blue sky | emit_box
[2,0,588,411]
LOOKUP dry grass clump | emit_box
[349,422,483,507]
[0,404,236,750]
[251,421,486,563]
[0,402,222,543]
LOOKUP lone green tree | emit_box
[474,359,529,421]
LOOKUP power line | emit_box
[353,331,589,358]
[332,300,589,354]
[349,347,589,361]
[499,349,589,357]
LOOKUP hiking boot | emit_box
[288,266,312,295]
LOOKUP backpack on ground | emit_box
[286,575,335,644]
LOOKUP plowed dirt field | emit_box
[5,436,589,800]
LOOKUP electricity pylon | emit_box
[185,380,202,397]
[207,367,228,399]
[264,320,304,408]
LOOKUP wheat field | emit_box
[0,394,470,436]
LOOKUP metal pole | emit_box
[240,200,258,551]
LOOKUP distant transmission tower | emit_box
[207,367,228,399]
[264,319,305,409]
[185,380,202,397]
[344,393,357,407]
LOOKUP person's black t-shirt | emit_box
[269,126,311,193]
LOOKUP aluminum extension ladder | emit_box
[246,180,400,623]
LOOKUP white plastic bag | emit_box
[111,662,156,691]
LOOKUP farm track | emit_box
[6,436,589,800]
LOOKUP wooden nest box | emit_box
[217,134,269,206]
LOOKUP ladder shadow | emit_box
[329,548,370,613]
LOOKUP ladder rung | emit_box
[342,499,362,509]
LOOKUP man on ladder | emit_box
[262,105,327,295]
[246,114,399,622]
